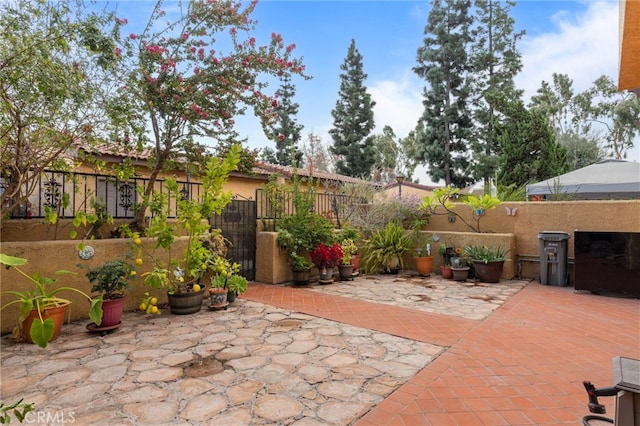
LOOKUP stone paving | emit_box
[308,273,527,320]
[0,275,527,425]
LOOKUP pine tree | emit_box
[469,0,524,190]
[489,94,570,187]
[412,0,474,188]
[266,74,304,166]
[329,39,376,178]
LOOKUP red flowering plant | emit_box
[310,243,343,271]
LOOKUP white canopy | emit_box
[526,160,640,200]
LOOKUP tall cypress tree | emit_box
[329,39,376,178]
[412,0,474,188]
[265,74,304,166]
[469,0,524,190]
[490,94,570,187]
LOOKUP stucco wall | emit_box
[0,237,187,334]
[2,200,639,333]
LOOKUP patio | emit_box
[1,274,638,425]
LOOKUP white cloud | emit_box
[516,0,619,100]
[370,72,423,139]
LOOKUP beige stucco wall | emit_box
[0,237,188,334]
[2,200,639,333]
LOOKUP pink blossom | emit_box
[194,67,201,75]
[249,37,256,46]
[272,100,278,108]
[129,33,137,40]
[181,32,189,40]
[277,134,285,140]
[115,47,122,57]
[286,43,296,53]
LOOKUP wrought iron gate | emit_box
[210,198,257,280]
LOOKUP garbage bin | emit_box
[538,231,571,286]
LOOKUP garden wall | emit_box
[426,200,639,279]
[0,238,187,334]
[255,200,639,284]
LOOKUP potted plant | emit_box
[450,250,470,281]
[413,242,433,276]
[275,168,335,281]
[134,146,240,314]
[208,275,229,310]
[226,274,248,303]
[464,245,510,283]
[208,255,243,309]
[0,253,103,348]
[290,253,313,285]
[341,226,362,273]
[310,242,343,283]
[362,221,413,274]
[84,257,137,329]
[339,239,357,280]
[438,243,455,279]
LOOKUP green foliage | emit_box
[136,146,240,295]
[0,398,34,424]
[412,0,474,188]
[109,0,307,228]
[0,0,119,219]
[329,39,376,178]
[464,245,510,262]
[419,185,501,233]
[488,94,570,188]
[85,258,136,299]
[370,126,415,184]
[226,275,248,295]
[340,226,362,244]
[276,167,334,265]
[469,0,524,186]
[0,254,102,348]
[289,253,313,271]
[496,183,527,201]
[264,74,304,166]
[362,222,414,273]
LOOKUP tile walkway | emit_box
[1,273,638,425]
[244,276,640,425]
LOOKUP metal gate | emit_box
[210,198,256,280]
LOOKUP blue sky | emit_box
[114,0,635,182]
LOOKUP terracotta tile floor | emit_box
[245,281,640,425]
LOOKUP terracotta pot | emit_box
[414,256,433,276]
[451,266,470,282]
[208,287,228,309]
[351,254,361,274]
[440,266,453,279]
[168,288,205,315]
[23,304,68,344]
[473,260,504,283]
[99,297,126,327]
[339,264,354,281]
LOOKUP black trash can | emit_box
[538,231,571,286]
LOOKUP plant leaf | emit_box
[30,318,54,348]
[88,297,103,326]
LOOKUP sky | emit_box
[114,0,638,184]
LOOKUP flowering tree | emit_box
[111,0,307,229]
[0,0,119,219]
